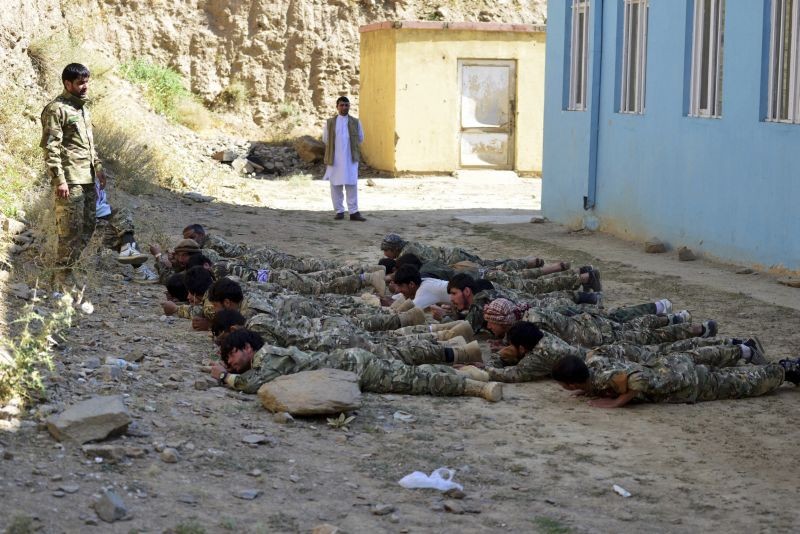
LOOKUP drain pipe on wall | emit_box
[583,0,603,225]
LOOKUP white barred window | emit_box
[568,0,590,111]
[620,0,649,114]
[690,0,725,118]
[767,0,800,123]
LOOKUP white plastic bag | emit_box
[398,468,463,491]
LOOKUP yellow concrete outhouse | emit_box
[359,21,546,175]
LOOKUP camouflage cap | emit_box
[380,233,406,251]
[174,238,201,254]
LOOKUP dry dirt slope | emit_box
[1,0,546,130]
[1,172,799,533]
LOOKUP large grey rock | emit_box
[46,396,131,444]
[257,369,361,416]
[293,135,326,163]
[94,490,128,523]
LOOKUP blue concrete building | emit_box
[542,0,800,271]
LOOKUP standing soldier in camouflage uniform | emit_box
[210,329,503,401]
[40,63,102,284]
[551,351,800,408]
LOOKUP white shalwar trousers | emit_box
[331,183,358,214]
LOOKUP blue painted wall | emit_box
[543,0,800,271]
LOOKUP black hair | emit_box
[551,355,590,384]
[447,272,478,293]
[183,223,205,235]
[475,279,494,292]
[211,309,246,337]
[186,254,213,270]
[336,96,350,104]
[378,258,396,275]
[184,266,214,297]
[208,277,244,304]
[62,63,90,82]
[220,328,265,363]
[166,273,188,301]
[507,321,544,351]
[393,264,422,286]
[395,253,423,270]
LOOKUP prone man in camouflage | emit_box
[380,233,546,271]
[209,329,503,401]
[40,63,103,282]
[183,223,343,273]
[463,321,768,384]
[551,349,800,408]
[444,272,603,333]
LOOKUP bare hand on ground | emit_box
[161,301,178,315]
[192,316,211,331]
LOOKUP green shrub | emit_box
[0,292,76,406]
[214,82,249,112]
[119,59,211,131]
[119,59,189,117]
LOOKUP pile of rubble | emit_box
[209,136,326,179]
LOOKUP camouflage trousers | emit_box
[593,342,742,366]
[645,354,784,403]
[54,183,96,267]
[241,248,341,273]
[222,264,368,295]
[487,270,582,295]
[95,207,135,251]
[246,313,447,366]
[548,302,657,324]
[523,308,696,347]
[354,311,404,332]
[324,348,466,397]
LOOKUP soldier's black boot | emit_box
[778,358,800,385]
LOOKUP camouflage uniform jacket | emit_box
[204,234,247,258]
[486,332,587,383]
[228,345,327,393]
[175,293,216,320]
[40,91,101,186]
[586,354,704,403]
[399,241,480,265]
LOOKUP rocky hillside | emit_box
[1,0,545,130]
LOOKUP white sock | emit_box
[740,345,752,361]
[655,300,666,314]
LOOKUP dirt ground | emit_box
[1,171,799,534]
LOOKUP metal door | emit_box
[458,59,516,169]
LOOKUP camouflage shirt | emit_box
[228,345,327,393]
[486,332,587,383]
[204,234,247,258]
[586,354,703,403]
[40,91,101,186]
